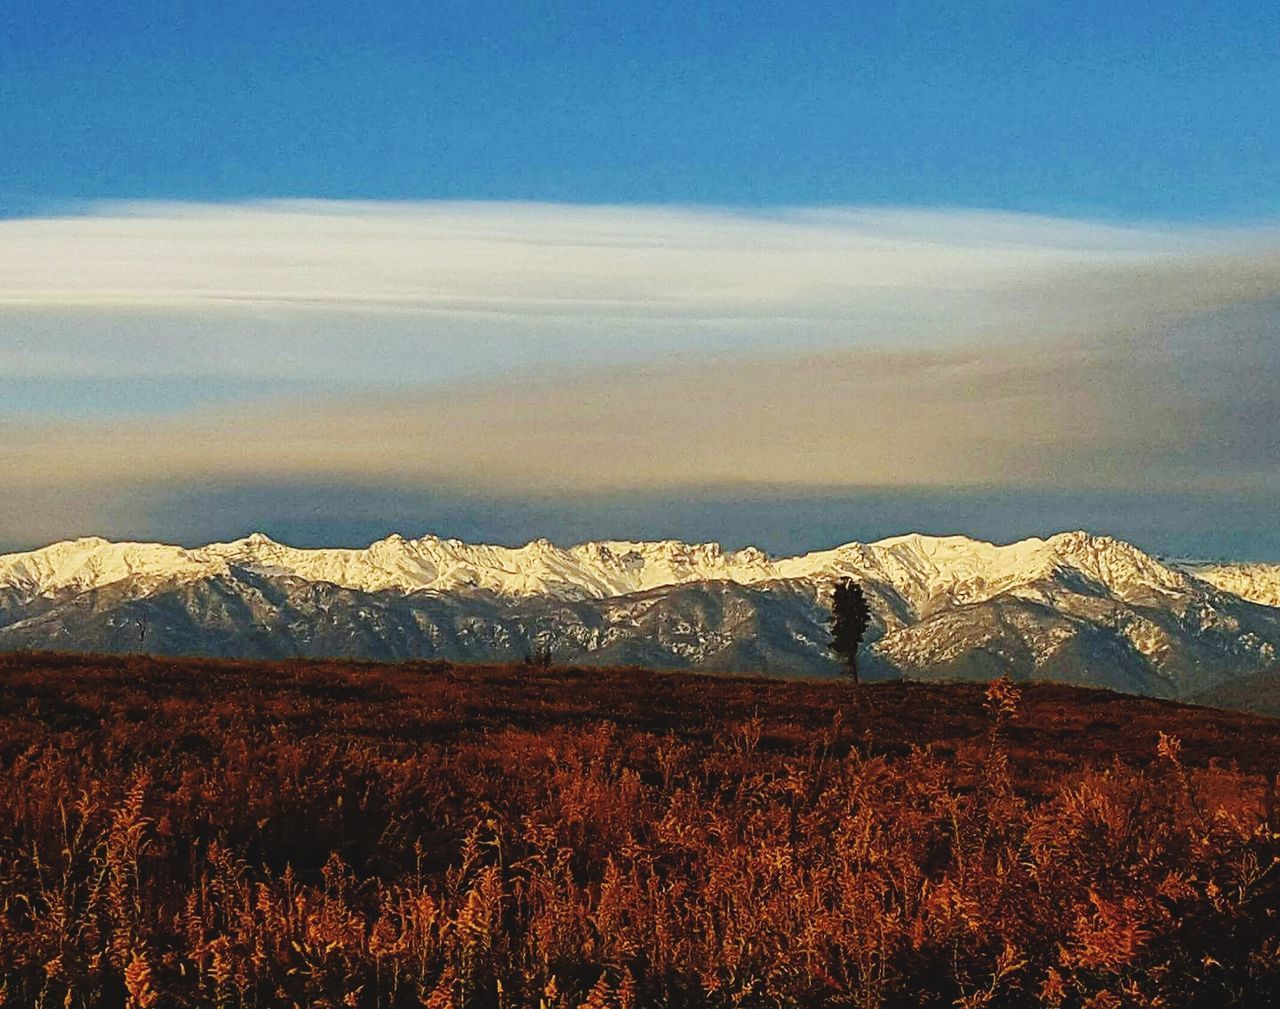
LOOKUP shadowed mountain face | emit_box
[0,574,842,677]
[1191,668,1280,718]
[2,531,1279,698]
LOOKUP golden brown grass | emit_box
[0,652,1277,1007]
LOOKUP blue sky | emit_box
[2,2,1279,557]
[3,0,1278,217]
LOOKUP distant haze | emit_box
[2,484,1279,565]
[1,201,1278,558]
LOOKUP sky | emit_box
[2,2,1278,557]
[4,1,1278,216]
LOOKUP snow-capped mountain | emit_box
[2,530,1279,698]
[0,529,1215,605]
[0,532,778,600]
[1185,562,1280,608]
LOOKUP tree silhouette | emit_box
[830,578,870,682]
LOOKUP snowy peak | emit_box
[1042,531,1193,595]
[1186,562,1280,608]
[0,528,1216,608]
[204,532,783,599]
[3,529,1279,698]
[0,531,784,602]
[0,537,228,596]
[773,530,1197,615]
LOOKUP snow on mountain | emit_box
[0,536,229,597]
[773,530,1198,616]
[0,532,775,601]
[0,528,1211,605]
[1185,563,1280,608]
[3,529,1278,697]
[201,533,780,600]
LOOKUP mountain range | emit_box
[2,530,1279,700]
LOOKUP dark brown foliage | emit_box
[829,579,870,682]
[1,651,1278,1008]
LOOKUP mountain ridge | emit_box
[1185,561,1280,608]
[0,528,1225,602]
[3,529,1279,699]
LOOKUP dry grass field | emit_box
[1,652,1278,1008]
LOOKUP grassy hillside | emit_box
[1,652,1278,1007]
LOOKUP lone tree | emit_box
[830,578,870,682]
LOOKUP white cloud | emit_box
[6,298,1278,497]
[2,200,1278,542]
[2,200,1278,386]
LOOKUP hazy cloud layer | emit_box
[3,201,1279,391]
[2,201,1278,553]
[7,482,1280,563]
[6,298,1277,494]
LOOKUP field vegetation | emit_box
[1,652,1278,1008]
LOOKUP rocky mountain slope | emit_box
[2,531,1279,698]
[1191,667,1280,718]
[1185,562,1280,608]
